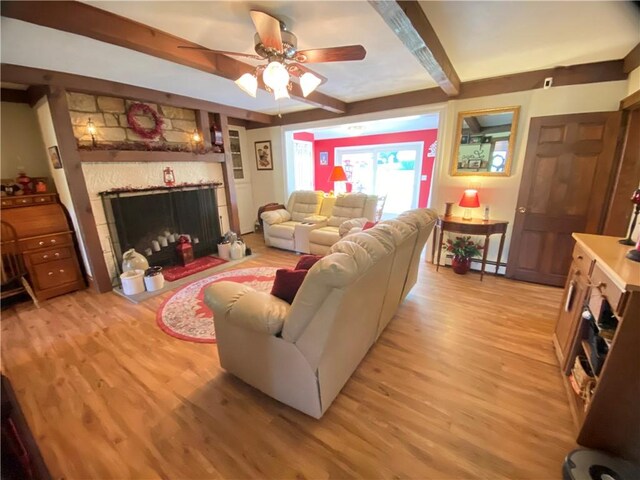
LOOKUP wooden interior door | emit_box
[506,111,621,286]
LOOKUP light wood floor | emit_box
[1,234,576,479]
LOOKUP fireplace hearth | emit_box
[100,183,222,271]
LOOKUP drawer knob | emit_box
[20,200,27,203]
[54,253,60,257]
[39,241,45,246]
[577,255,583,260]
[59,269,65,273]
[50,239,56,244]
[43,255,49,259]
[48,272,53,276]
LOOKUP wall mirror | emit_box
[451,106,520,176]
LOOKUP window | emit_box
[293,140,314,191]
[335,142,423,216]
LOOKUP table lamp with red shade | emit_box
[328,166,348,195]
[459,188,480,220]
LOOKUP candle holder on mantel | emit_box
[619,188,640,246]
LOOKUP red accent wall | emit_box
[293,131,315,142]
[313,129,437,208]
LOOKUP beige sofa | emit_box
[260,190,324,251]
[307,193,378,255]
[204,208,437,418]
[261,192,377,254]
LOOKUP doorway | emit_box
[287,113,439,216]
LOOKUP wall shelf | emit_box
[79,150,225,163]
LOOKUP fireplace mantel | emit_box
[98,182,222,197]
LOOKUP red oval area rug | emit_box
[156,266,278,343]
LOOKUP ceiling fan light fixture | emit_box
[273,86,290,100]
[299,72,322,97]
[262,61,289,91]
[235,73,258,97]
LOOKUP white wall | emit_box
[33,97,92,274]
[244,126,286,216]
[1,101,50,179]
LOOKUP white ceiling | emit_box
[1,1,638,116]
[307,114,439,140]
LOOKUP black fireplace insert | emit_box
[100,183,222,270]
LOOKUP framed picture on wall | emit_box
[319,151,329,166]
[48,146,62,169]
[255,141,273,170]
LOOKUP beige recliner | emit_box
[204,208,437,418]
[308,193,378,255]
[260,190,324,251]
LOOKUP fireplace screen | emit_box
[101,184,221,269]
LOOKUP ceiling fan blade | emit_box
[250,10,283,51]
[288,63,327,84]
[177,45,263,60]
[295,45,366,63]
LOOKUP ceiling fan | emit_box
[179,10,367,100]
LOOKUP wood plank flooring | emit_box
[1,234,576,479]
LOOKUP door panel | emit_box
[507,111,621,286]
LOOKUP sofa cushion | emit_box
[295,255,323,271]
[309,226,340,247]
[287,191,323,222]
[271,269,308,304]
[327,193,370,227]
[338,217,368,237]
[261,209,291,226]
[268,221,298,240]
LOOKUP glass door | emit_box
[335,142,423,216]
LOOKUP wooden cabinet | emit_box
[553,233,640,463]
[1,194,85,301]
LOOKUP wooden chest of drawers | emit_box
[1,194,85,301]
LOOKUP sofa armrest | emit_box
[338,217,369,237]
[204,281,290,335]
[261,209,291,226]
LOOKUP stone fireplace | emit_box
[63,91,232,281]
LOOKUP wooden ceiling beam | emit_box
[267,59,626,128]
[368,0,460,96]
[623,42,640,73]
[1,0,347,114]
[465,116,482,134]
[1,64,274,124]
[0,88,29,103]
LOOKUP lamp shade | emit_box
[459,189,480,208]
[235,73,257,97]
[328,166,348,182]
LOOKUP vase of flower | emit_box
[443,236,483,275]
[451,256,472,274]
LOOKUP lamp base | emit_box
[462,208,472,221]
[626,249,640,262]
[619,238,635,246]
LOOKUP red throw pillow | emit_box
[295,254,323,271]
[363,221,377,230]
[270,269,307,304]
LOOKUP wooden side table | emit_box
[431,216,509,281]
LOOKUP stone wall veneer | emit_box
[67,92,198,146]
